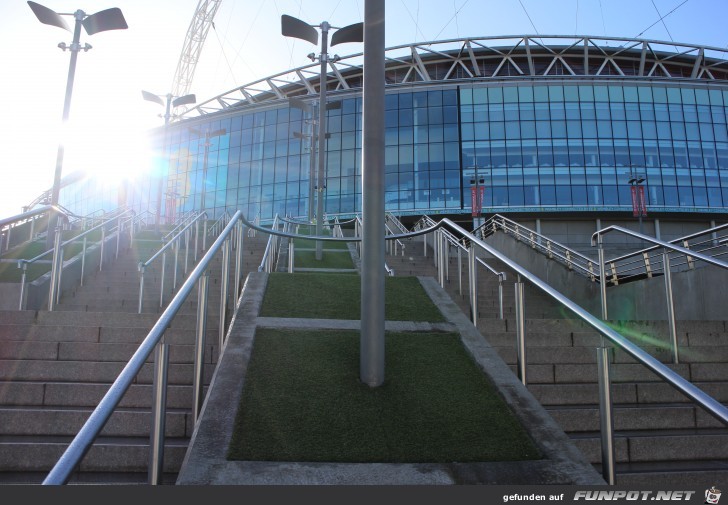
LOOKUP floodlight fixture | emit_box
[28,1,127,248]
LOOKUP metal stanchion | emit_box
[597,346,616,485]
[148,341,169,485]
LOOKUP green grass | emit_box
[228,329,541,463]
[0,261,51,282]
[295,250,354,269]
[260,273,446,322]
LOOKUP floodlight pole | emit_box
[314,24,330,260]
[46,11,84,249]
[360,0,386,387]
[29,1,127,249]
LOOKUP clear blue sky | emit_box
[2,0,728,217]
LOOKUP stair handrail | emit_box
[417,216,507,318]
[416,217,728,484]
[477,214,598,281]
[592,225,728,364]
[17,209,134,311]
[43,210,249,485]
[1,205,72,254]
[384,221,406,256]
[137,211,208,313]
[206,210,232,239]
[600,222,728,284]
[385,212,409,234]
[258,215,282,273]
[161,211,201,243]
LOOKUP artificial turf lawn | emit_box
[294,249,354,269]
[259,273,446,322]
[227,329,541,463]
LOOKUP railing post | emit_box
[438,232,446,288]
[515,276,527,385]
[597,346,616,485]
[18,262,27,311]
[468,246,478,326]
[116,217,121,260]
[498,273,505,320]
[138,264,145,314]
[80,237,87,287]
[457,245,463,296]
[160,251,167,310]
[48,225,62,311]
[173,240,180,291]
[662,250,679,364]
[148,340,169,485]
[184,229,190,275]
[219,238,231,349]
[193,272,210,425]
[203,220,208,251]
[234,221,243,300]
[194,219,200,262]
[597,235,608,320]
[288,240,294,273]
[100,227,106,272]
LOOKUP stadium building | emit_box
[58,35,728,246]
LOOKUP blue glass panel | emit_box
[399,93,413,108]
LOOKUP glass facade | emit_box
[62,79,728,222]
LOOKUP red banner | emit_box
[631,185,647,217]
[638,185,647,217]
[471,186,485,216]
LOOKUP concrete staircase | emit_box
[0,227,269,483]
[385,233,728,487]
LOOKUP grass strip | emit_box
[295,250,354,269]
[228,329,541,463]
[260,273,445,322]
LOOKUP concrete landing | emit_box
[175,271,605,485]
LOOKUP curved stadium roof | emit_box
[181,35,728,119]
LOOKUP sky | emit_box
[2,0,728,218]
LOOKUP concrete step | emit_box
[0,437,187,473]
[0,406,192,438]
[528,381,728,405]
[0,341,218,365]
[0,359,215,385]
[571,430,728,465]
[0,381,200,409]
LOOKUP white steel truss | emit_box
[180,35,728,119]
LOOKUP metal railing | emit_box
[354,215,395,276]
[0,205,69,253]
[592,225,728,365]
[416,216,508,319]
[417,216,728,485]
[258,215,284,273]
[18,209,137,311]
[478,214,598,281]
[599,223,728,286]
[44,211,249,485]
[138,212,208,313]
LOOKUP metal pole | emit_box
[662,250,679,364]
[80,236,87,286]
[219,238,230,349]
[360,0,386,387]
[515,277,527,385]
[468,246,478,326]
[193,272,209,425]
[597,346,616,485]
[457,246,463,296]
[138,265,145,314]
[498,274,505,320]
[148,341,169,485]
[47,10,84,250]
[48,226,62,311]
[160,251,166,309]
[19,263,27,311]
[315,23,330,261]
[597,235,608,320]
[234,221,243,300]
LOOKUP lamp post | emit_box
[142,91,197,230]
[282,14,363,260]
[188,127,226,213]
[27,1,127,249]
